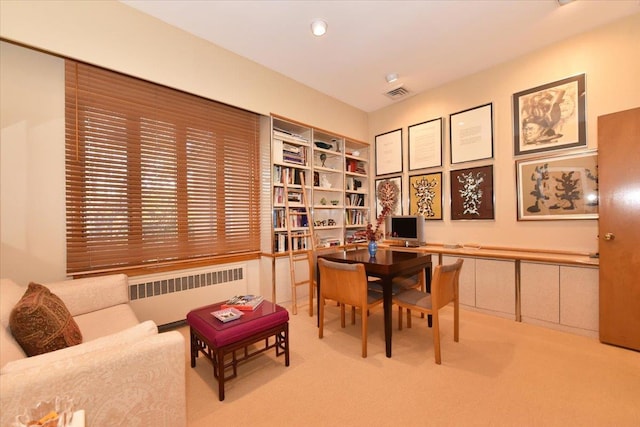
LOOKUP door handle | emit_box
[604,233,615,241]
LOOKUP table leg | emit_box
[382,277,393,358]
[189,328,197,367]
[425,267,433,328]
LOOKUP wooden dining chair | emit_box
[318,258,383,358]
[368,269,427,323]
[393,259,464,364]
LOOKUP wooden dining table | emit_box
[317,248,432,358]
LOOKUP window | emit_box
[65,60,260,275]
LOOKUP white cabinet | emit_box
[521,262,598,335]
[432,254,598,338]
[475,259,516,316]
[444,255,476,307]
[443,256,515,316]
[521,262,560,323]
[560,266,599,331]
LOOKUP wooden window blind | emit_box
[65,60,260,275]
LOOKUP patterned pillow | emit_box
[9,282,83,357]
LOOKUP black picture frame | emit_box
[375,129,403,176]
[449,103,493,164]
[375,176,402,218]
[513,73,586,156]
[450,165,494,220]
[408,118,443,170]
[409,172,443,220]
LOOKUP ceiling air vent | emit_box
[384,85,410,100]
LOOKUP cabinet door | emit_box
[475,259,515,316]
[444,255,475,307]
[561,266,599,332]
[521,263,560,323]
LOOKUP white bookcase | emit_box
[271,116,370,253]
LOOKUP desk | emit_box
[318,249,432,357]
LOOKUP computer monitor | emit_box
[385,215,426,246]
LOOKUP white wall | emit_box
[1,2,638,299]
[0,0,368,140]
[0,42,66,284]
[368,13,640,253]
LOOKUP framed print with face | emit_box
[449,103,493,164]
[513,73,586,156]
[409,172,443,220]
[375,176,402,218]
[450,165,494,220]
[516,151,598,220]
[408,118,443,170]
[375,129,402,176]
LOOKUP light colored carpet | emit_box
[179,303,640,427]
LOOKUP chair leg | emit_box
[340,303,346,328]
[351,306,356,325]
[407,309,412,328]
[432,310,441,364]
[454,298,459,342]
[319,297,325,338]
[398,306,403,330]
[361,305,368,358]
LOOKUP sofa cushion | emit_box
[0,326,26,367]
[73,303,140,342]
[46,274,129,317]
[9,283,83,357]
[1,279,25,327]
[1,320,158,375]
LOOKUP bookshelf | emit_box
[271,116,370,253]
[344,138,370,244]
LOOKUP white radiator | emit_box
[128,263,248,326]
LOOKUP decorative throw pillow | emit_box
[9,282,83,357]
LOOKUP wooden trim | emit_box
[70,252,261,279]
[373,242,598,267]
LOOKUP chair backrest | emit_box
[431,259,464,310]
[318,258,368,308]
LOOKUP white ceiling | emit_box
[120,0,639,113]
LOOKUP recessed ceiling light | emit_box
[311,20,327,37]
[385,73,399,83]
[557,0,575,5]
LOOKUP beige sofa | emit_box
[0,274,186,427]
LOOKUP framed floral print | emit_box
[375,176,402,218]
[450,165,494,220]
[409,172,443,220]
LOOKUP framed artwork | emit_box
[375,176,402,218]
[375,129,402,176]
[513,73,586,156]
[450,165,494,220]
[409,172,443,220]
[449,103,493,164]
[408,118,443,170]
[516,151,598,220]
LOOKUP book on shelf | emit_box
[222,295,265,311]
[211,307,244,323]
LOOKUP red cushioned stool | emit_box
[186,300,289,401]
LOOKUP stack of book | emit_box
[221,295,264,311]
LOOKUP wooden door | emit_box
[597,107,640,351]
